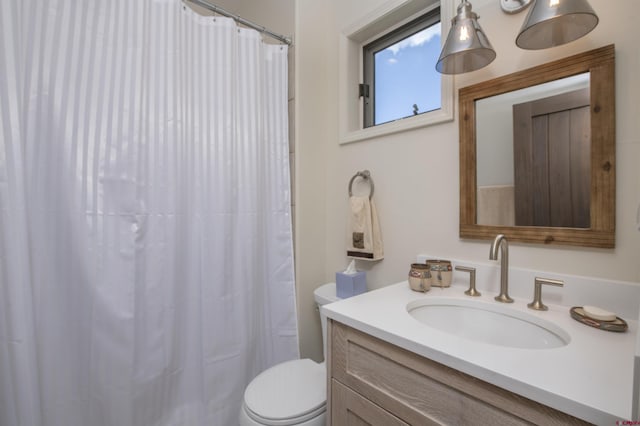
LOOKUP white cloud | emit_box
[385,23,441,55]
[388,58,398,64]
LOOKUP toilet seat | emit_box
[243,359,326,426]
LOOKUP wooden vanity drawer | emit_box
[331,379,409,426]
[329,320,589,426]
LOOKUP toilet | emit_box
[239,283,340,426]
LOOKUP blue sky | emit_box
[374,23,442,125]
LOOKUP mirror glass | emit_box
[459,45,615,248]
[475,73,590,227]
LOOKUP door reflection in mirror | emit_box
[475,73,590,227]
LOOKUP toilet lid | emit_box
[244,359,326,425]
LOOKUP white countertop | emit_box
[323,281,638,424]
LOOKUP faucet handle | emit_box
[527,277,564,311]
[455,266,480,297]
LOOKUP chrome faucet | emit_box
[489,234,514,303]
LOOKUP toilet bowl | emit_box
[239,283,340,426]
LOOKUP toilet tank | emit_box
[313,283,340,362]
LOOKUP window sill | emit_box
[340,106,453,145]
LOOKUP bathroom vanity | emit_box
[328,321,584,425]
[322,260,639,425]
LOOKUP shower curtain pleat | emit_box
[0,2,45,425]
[0,1,297,425]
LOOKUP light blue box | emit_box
[335,271,367,298]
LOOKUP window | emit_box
[339,0,453,144]
[362,8,442,128]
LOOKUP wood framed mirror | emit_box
[459,45,615,248]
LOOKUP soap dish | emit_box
[570,307,628,332]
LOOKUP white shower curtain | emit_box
[0,1,298,425]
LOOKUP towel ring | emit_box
[348,170,374,200]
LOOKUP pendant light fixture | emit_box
[436,0,496,74]
[516,0,599,49]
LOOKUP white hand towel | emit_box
[347,196,383,261]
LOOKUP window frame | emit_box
[362,8,442,128]
[338,0,454,145]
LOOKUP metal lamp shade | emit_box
[436,2,496,74]
[516,0,599,50]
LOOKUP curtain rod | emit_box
[186,0,293,45]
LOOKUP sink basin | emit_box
[407,298,570,349]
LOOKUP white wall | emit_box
[296,0,640,361]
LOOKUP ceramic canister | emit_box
[408,263,431,292]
